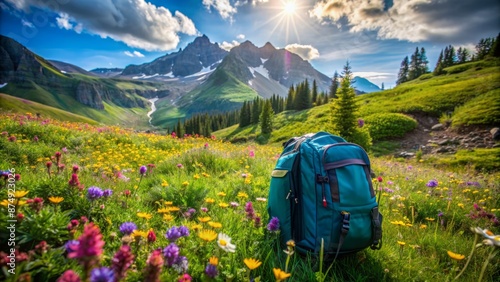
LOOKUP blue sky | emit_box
[1,0,499,87]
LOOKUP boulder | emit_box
[491,127,500,141]
[431,123,445,131]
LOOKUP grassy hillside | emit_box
[0,93,97,124]
[216,58,500,143]
[0,112,498,281]
[152,68,260,128]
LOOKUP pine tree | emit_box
[419,47,429,74]
[475,37,494,60]
[329,71,339,99]
[330,61,358,139]
[396,56,410,85]
[239,101,251,127]
[294,79,311,110]
[408,47,421,80]
[443,45,456,67]
[251,98,261,124]
[176,119,185,137]
[490,33,500,57]
[311,79,318,106]
[285,85,295,110]
[433,50,445,75]
[456,47,469,64]
[260,100,274,134]
[381,83,385,91]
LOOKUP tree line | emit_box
[397,33,500,85]
[172,110,239,137]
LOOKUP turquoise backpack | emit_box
[268,132,382,258]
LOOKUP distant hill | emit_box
[0,35,170,127]
[49,60,96,76]
[215,58,500,144]
[89,68,124,78]
[353,76,381,93]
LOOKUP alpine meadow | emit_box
[1,0,499,282]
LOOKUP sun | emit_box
[283,1,296,15]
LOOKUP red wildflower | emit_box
[111,245,134,282]
[57,270,81,282]
[144,249,164,282]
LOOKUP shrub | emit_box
[365,113,417,140]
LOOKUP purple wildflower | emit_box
[245,202,255,219]
[166,226,182,242]
[87,186,104,201]
[163,243,180,267]
[65,240,80,254]
[426,179,438,188]
[90,267,114,282]
[111,245,134,282]
[357,118,365,127]
[267,217,280,232]
[102,189,113,197]
[139,166,147,175]
[119,222,137,235]
[172,256,189,273]
[205,264,218,278]
[179,226,190,237]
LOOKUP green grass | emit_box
[0,113,498,282]
[0,93,98,124]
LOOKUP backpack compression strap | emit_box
[333,211,351,261]
[370,207,383,250]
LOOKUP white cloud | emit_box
[6,0,198,51]
[236,34,245,40]
[21,19,34,28]
[285,44,320,61]
[309,0,500,43]
[56,13,73,30]
[124,50,145,57]
[202,0,237,21]
[133,51,145,58]
[353,72,393,80]
[220,40,240,51]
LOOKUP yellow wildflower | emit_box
[273,268,291,281]
[198,229,217,242]
[219,202,229,208]
[209,256,218,266]
[198,217,211,223]
[447,250,465,260]
[163,214,174,222]
[217,192,226,197]
[137,212,153,220]
[243,258,262,270]
[205,198,215,204]
[48,196,64,204]
[208,222,222,229]
[237,192,248,198]
[397,241,406,246]
[182,181,189,187]
[14,191,29,198]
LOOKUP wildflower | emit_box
[245,202,255,219]
[205,198,215,204]
[161,179,169,187]
[48,196,64,204]
[72,165,79,173]
[447,250,465,260]
[217,233,236,252]
[102,189,113,197]
[111,245,134,282]
[357,118,365,127]
[119,222,137,235]
[426,217,435,222]
[33,135,39,142]
[256,197,267,202]
[209,256,218,266]
[249,150,255,157]
[177,163,184,169]
[87,186,104,201]
[131,230,148,241]
[218,202,229,208]
[377,176,383,182]
[147,229,157,243]
[426,179,438,187]
[217,192,226,197]
[14,190,29,198]
[267,217,280,232]
[137,212,153,220]
[124,190,131,197]
[198,229,217,242]
[178,273,192,282]
[172,256,189,273]
[273,268,291,281]
[238,192,249,198]
[179,226,189,237]
[244,258,262,270]
[139,166,147,175]
[397,241,406,246]
[205,264,218,278]
[284,240,295,256]
[254,216,262,227]
[90,267,114,282]
[144,250,163,282]
[57,270,81,282]
[230,202,239,208]
[182,181,189,187]
[163,214,174,221]
[208,222,222,228]
[68,223,105,275]
[166,226,183,242]
[163,243,180,266]
[29,197,44,213]
[69,173,80,187]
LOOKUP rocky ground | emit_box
[394,113,499,158]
